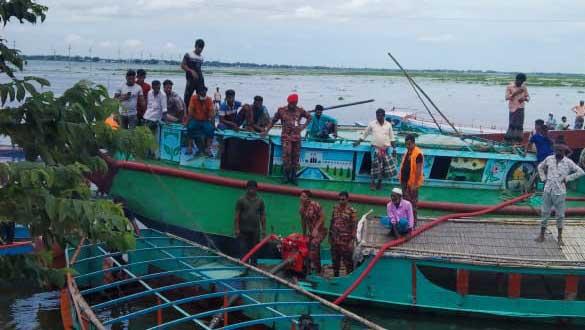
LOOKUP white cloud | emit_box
[64,33,82,44]
[164,42,177,49]
[295,6,324,19]
[124,39,144,49]
[417,34,455,43]
[98,41,113,48]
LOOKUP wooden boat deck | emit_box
[361,217,585,268]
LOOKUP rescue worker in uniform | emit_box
[299,190,326,274]
[329,191,357,277]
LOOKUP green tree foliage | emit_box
[0,0,154,286]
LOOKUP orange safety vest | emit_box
[105,116,119,130]
[399,146,424,188]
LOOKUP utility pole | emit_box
[67,44,72,72]
[89,46,93,74]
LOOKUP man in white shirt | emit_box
[536,144,584,246]
[114,69,145,129]
[353,108,397,190]
[213,87,221,112]
[143,80,167,134]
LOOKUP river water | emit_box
[2,60,582,329]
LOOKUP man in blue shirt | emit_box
[525,119,553,163]
[218,89,242,130]
[306,105,338,139]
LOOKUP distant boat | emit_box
[386,109,504,135]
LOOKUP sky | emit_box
[4,0,585,73]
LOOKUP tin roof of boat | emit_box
[66,228,382,329]
[361,217,585,269]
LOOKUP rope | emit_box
[333,192,533,305]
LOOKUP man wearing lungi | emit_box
[354,108,397,190]
[505,73,530,144]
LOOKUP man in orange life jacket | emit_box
[399,134,424,224]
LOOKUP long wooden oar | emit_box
[308,99,375,112]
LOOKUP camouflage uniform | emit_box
[329,203,357,276]
[273,106,311,173]
[299,200,326,273]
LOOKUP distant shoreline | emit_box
[23,56,585,88]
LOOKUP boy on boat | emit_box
[263,94,312,185]
[504,73,529,145]
[387,188,414,238]
[186,86,214,157]
[399,134,424,223]
[306,105,338,139]
[299,190,326,274]
[329,191,357,277]
[536,145,584,246]
[353,108,397,190]
[234,180,266,265]
[181,39,205,107]
[114,69,145,129]
[546,113,557,130]
[162,79,185,123]
[557,116,570,130]
[571,100,585,129]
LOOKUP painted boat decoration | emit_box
[385,110,504,135]
[301,216,585,323]
[60,228,382,329]
[0,224,33,256]
[158,123,535,191]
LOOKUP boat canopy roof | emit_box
[360,217,585,270]
[66,229,380,329]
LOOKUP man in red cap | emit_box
[263,93,311,184]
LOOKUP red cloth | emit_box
[287,93,299,104]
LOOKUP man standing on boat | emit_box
[306,105,338,139]
[399,134,424,223]
[504,73,529,144]
[525,120,553,164]
[536,145,584,246]
[143,80,167,135]
[213,87,222,112]
[546,113,557,130]
[571,100,585,129]
[186,86,214,156]
[136,69,151,124]
[114,69,145,129]
[262,94,312,185]
[181,39,205,107]
[329,191,357,277]
[353,108,397,190]
[234,180,266,265]
[299,190,326,274]
[387,188,414,238]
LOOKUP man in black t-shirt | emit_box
[234,180,266,264]
[181,39,205,106]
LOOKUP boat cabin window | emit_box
[220,138,270,175]
[417,265,457,292]
[429,157,451,180]
[520,274,566,300]
[468,270,508,297]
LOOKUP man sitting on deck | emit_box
[244,96,271,132]
[536,145,584,246]
[306,105,338,139]
[387,188,414,238]
[353,108,397,191]
[186,86,215,157]
[162,79,185,123]
[218,89,242,130]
